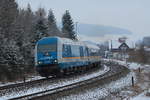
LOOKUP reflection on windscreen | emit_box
[37,44,56,52]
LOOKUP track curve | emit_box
[8,63,129,100]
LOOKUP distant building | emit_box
[136,37,150,52]
[143,37,150,47]
[97,42,109,58]
[109,42,134,60]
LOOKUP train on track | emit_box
[35,36,101,77]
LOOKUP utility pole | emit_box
[75,22,78,34]
[111,40,112,51]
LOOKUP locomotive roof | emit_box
[83,41,99,50]
[59,37,85,46]
[38,36,99,50]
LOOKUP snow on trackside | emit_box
[131,91,150,100]
[103,59,126,66]
[0,75,43,87]
[132,97,150,100]
[61,59,150,100]
[103,59,143,70]
[104,59,150,100]
[0,65,110,100]
[128,63,142,70]
[58,72,136,100]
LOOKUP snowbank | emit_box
[128,63,141,70]
[131,92,150,100]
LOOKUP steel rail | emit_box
[9,64,129,100]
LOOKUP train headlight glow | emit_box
[54,60,57,63]
[38,61,42,64]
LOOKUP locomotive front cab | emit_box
[35,37,59,77]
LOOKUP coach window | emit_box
[80,46,84,57]
[86,48,89,56]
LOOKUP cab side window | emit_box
[62,44,72,57]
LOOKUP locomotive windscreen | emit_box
[37,44,56,53]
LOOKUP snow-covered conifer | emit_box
[62,10,77,40]
[47,9,61,36]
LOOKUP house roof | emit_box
[119,43,129,49]
[110,39,134,49]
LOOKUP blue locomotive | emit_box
[35,37,101,77]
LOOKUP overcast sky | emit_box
[16,0,150,43]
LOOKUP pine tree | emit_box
[34,8,48,42]
[35,8,46,19]
[48,9,56,27]
[0,0,27,80]
[0,0,18,39]
[24,4,34,36]
[15,4,36,66]
[47,9,60,36]
[35,18,48,40]
[0,0,21,65]
[62,10,77,40]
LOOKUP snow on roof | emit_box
[41,37,100,49]
[59,37,85,46]
[110,39,134,49]
[83,41,99,49]
[144,47,150,52]
[59,37,100,49]
[42,36,84,46]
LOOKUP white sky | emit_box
[16,0,150,43]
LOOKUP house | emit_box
[110,42,134,60]
[143,37,150,47]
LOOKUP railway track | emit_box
[9,63,129,100]
[0,76,58,98]
[0,65,103,93]
[0,78,47,90]
[0,64,105,99]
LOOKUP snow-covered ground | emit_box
[103,59,150,100]
[131,90,150,100]
[0,75,44,87]
[103,59,143,70]
[1,59,149,100]
[57,72,136,100]
[0,65,110,100]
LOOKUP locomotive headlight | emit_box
[38,61,42,64]
[54,60,57,63]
